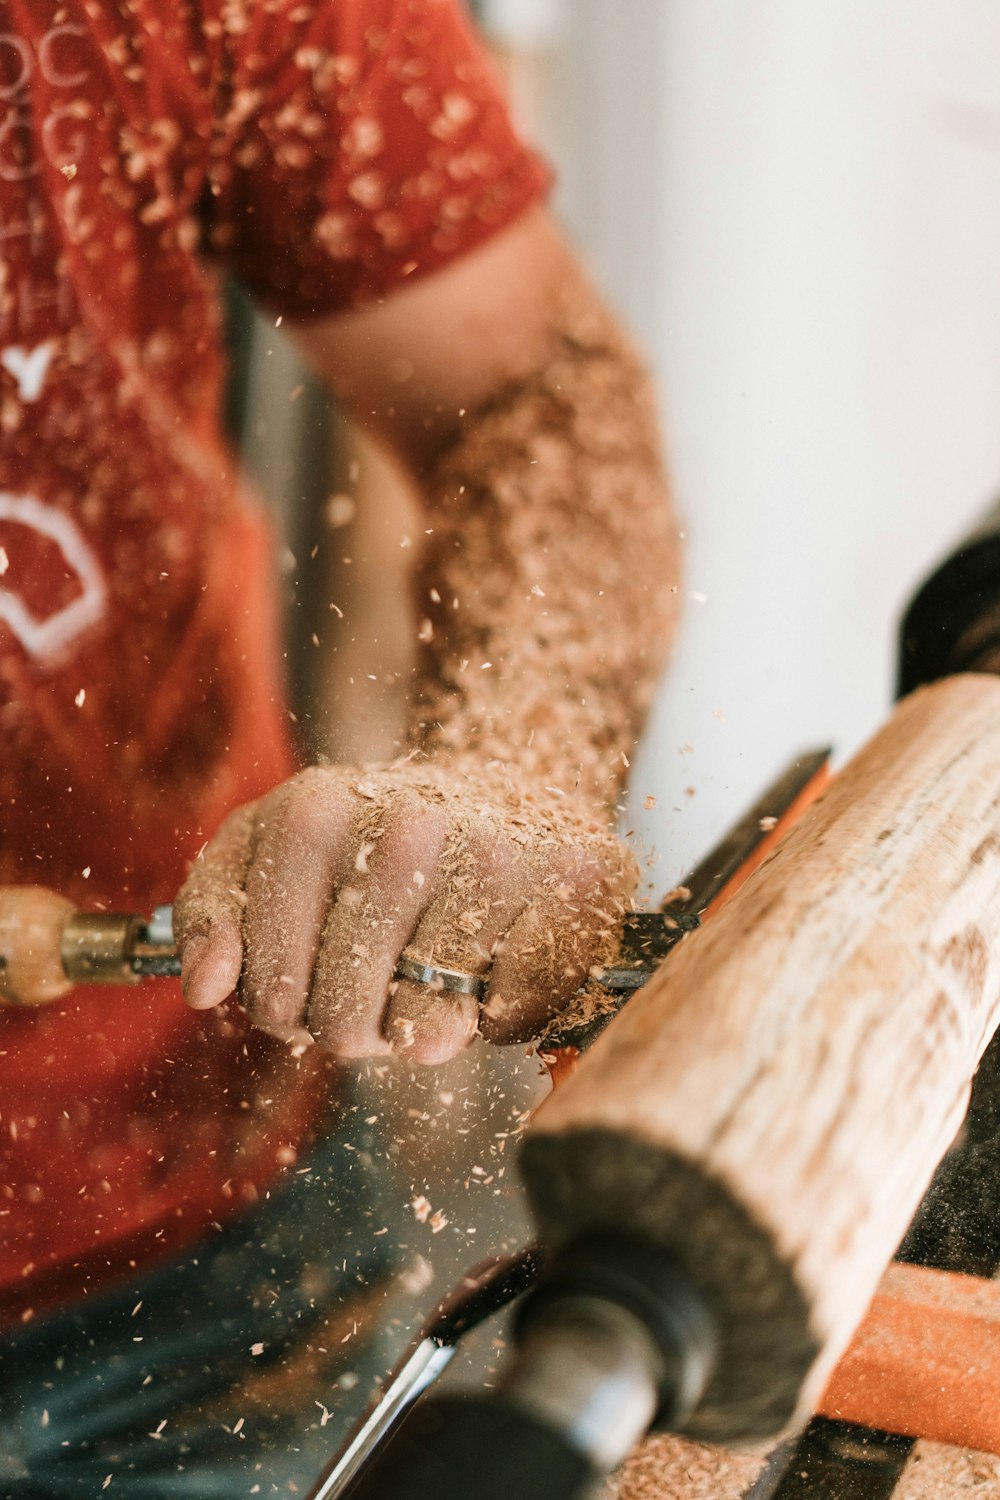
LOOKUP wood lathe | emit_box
[332,498,1000,1494]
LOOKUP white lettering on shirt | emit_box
[0,492,107,661]
[1,341,53,400]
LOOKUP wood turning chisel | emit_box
[0,750,828,1013]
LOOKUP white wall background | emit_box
[484,0,1000,889]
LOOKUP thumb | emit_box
[173,805,254,1009]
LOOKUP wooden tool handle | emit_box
[521,675,1000,1445]
[0,885,75,1005]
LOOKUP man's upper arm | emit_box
[289,205,595,478]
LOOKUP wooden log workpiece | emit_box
[521,674,1000,1446]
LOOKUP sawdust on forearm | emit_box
[406,276,680,816]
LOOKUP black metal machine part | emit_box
[511,1233,718,1435]
[898,495,1000,695]
[319,1234,716,1500]
[748,1421,916,1500]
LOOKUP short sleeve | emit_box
[202,0,552,319]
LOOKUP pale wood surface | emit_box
[523,676,1000,1440]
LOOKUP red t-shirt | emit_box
[0,0,547,1323]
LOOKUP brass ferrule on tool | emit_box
[0,891,180,1005]
[60,912,146,986]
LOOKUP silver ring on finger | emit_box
[395,951,487,999]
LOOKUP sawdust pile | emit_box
[895,1442,1000,1497]
[602,1434,772,1500]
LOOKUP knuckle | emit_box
[384,984,478,1063]
[286,763,342,800]
[393,787,449,836]
[240,1002,296,1043]
[376,797,449,868]
[306,1016,344,1053]
[394,1035,458,1066]
[262,774,349,848]
[389,1014,474,1066]
[311,1016,389,1060]
[240,977,303,1033]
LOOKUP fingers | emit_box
[177,766,636,1065]
[381,982,480,1067]
[383,826,524,1064]
[238,771,358,1041]
[479,857,627,1045]
[175,805,255,1010]
[306,791,449,1058]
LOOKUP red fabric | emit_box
[0,0,548,1321]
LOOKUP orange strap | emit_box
[819,1262,1000,1453]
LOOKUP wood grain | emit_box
[895,1441,1000,1498]
[522,676,1000,1441]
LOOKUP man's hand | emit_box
[174,762,635,1064]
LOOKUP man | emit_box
[0,0,677,1492]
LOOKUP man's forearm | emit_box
[408,278,680,812]
[177,230,680,1059]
